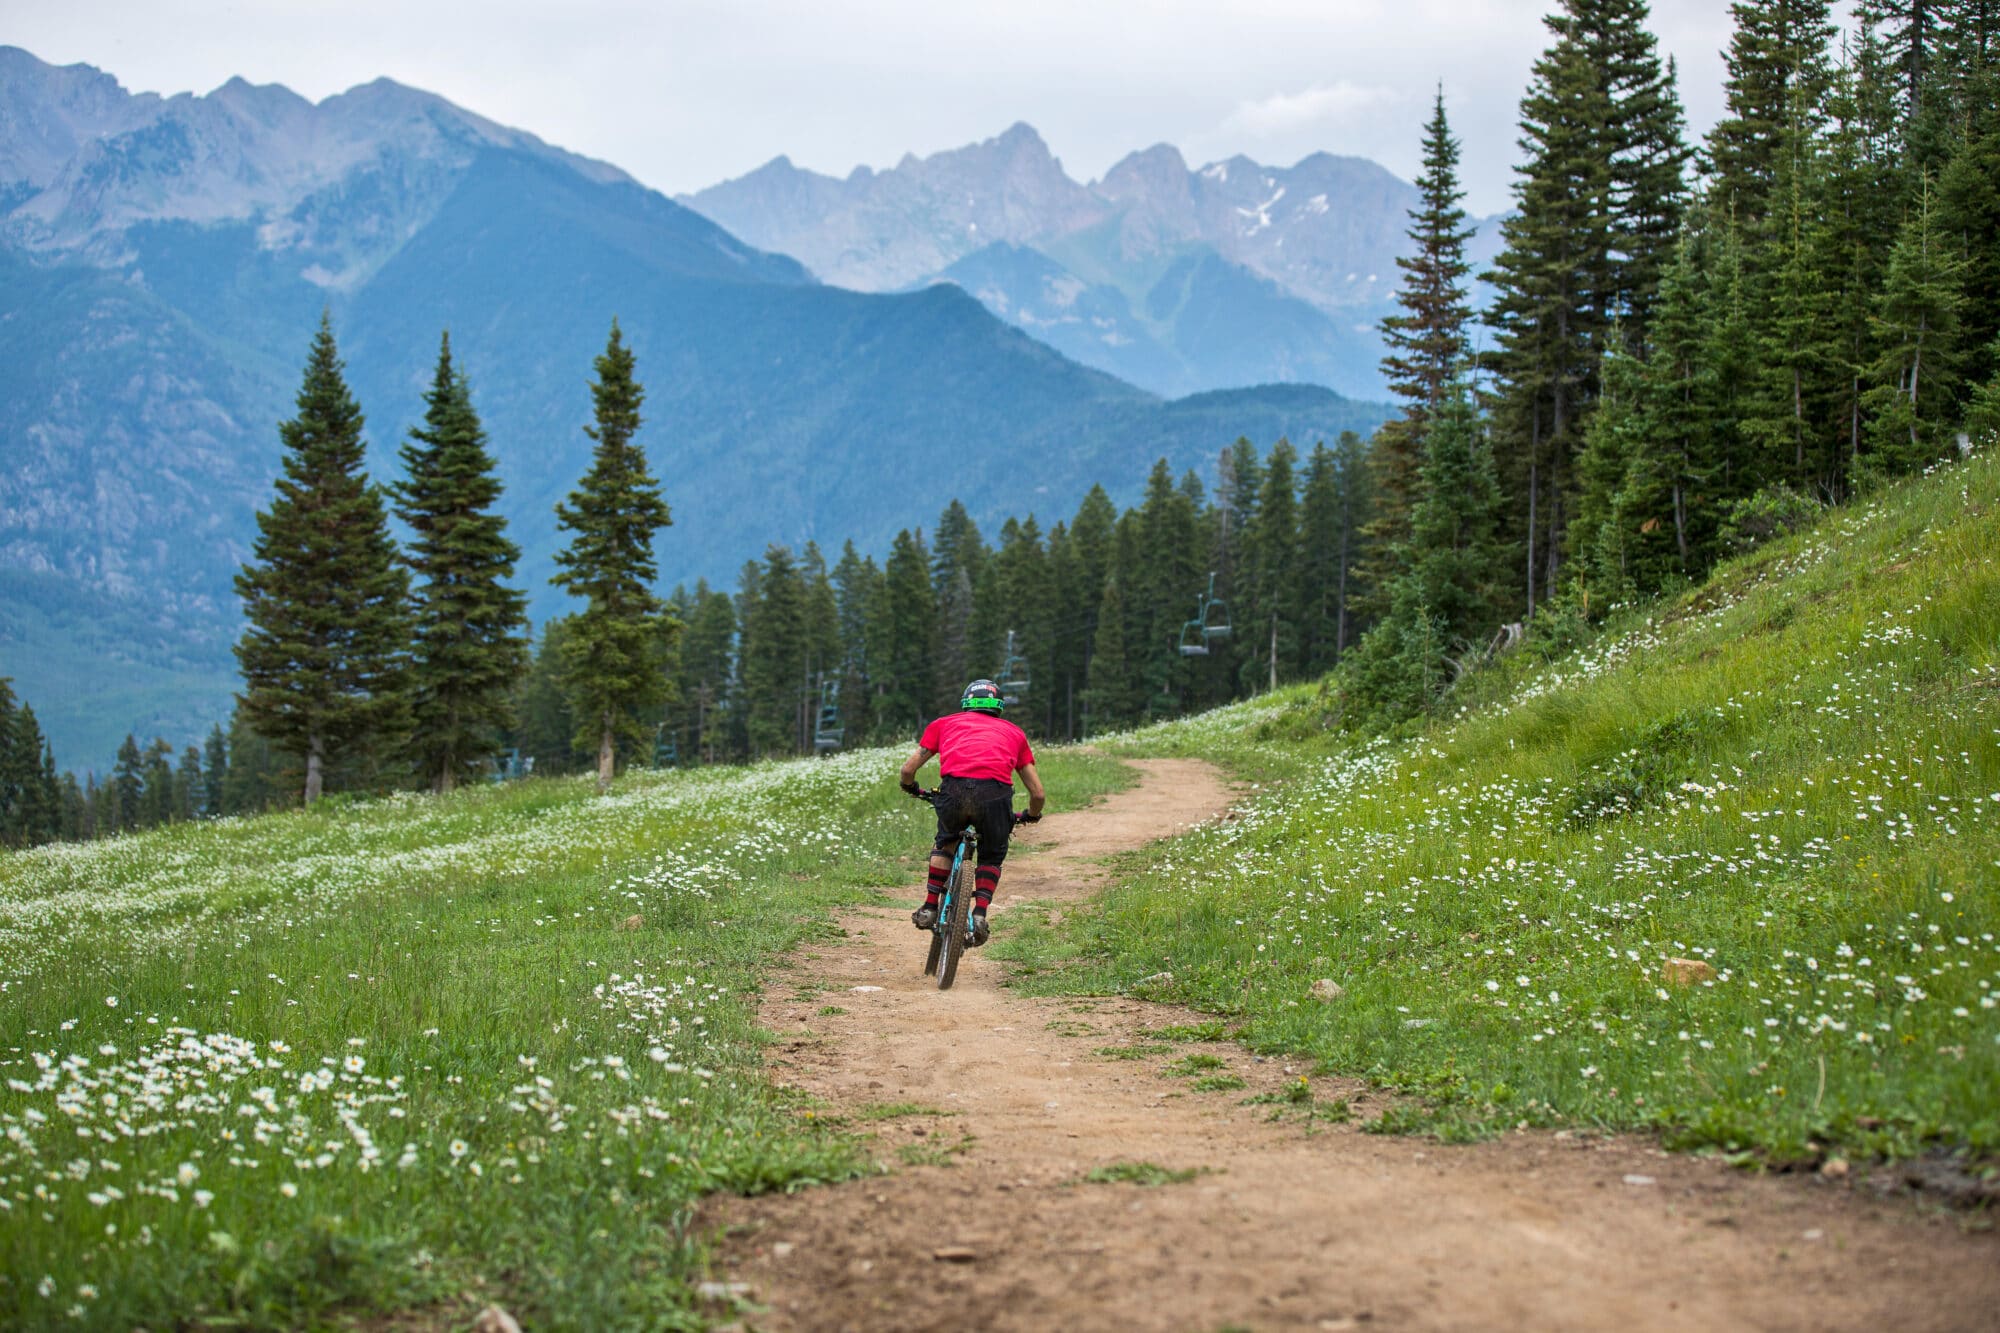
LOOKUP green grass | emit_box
[1081,1161,1208,1186]
[999,452,2000,1165]
[1094,1043,1174,1060]
[0,744,1124,1329]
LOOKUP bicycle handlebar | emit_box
[904,784,1040,823]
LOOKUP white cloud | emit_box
[1219,81,1400,139]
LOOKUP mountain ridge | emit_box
[0,49,1391,770]
[682,125,1501,398]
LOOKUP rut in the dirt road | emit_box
[703,759,1999,1333]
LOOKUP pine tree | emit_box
[1135,460,1203,706]
[1962,334,2000,448]
[1382,88,1476,425]
[1582,0,1692,335]
[829,543,881,747]
[672,583,740,762]
[1935,93,2000,392]
[1294,442,1346,676]
[1624,232,1715,585]
[869,529,936,739]
[930,500,988,597]
[139,739,174,828]
[202,724,227,818]
[392,334,530,793]
[514,622,583,773]
[1573,337,1649,597]
[1486,9,1615,615]
[112,734,143,832]
[1862,178,1970,477]
[550,321,677,791]
[234,315,410,803]
[1369,89,1477,612]
[1083,574,1137,731]
[222,704,285,814]
[1736,150,1844,497]
[174,746,203,823]
[1707,0,1838,227]
[1244,441,1302,688]
[739,545,810,756]
[1404,386,1509,648]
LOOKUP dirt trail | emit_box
[703,759,1998,1332]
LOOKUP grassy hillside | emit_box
[999,451,1999,1164]
[0,745,1127,1329]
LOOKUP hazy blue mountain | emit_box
[0,51,1391,770]
[684,128,1505,398]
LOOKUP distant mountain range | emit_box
[683,124,1505,399]
[0,48,1391,770]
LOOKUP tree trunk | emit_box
[304,733,325,804]
[596,720,615,794]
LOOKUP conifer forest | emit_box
[6,0,1997,839]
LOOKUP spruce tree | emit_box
[1403,386,1509,648]
[830,544,881,746]
[1382,88,1476,425]
[1370,89,1476,613]
[1244,441,1302,688]
[392,334,529,793]
[1624,232,1715,584]
[1935,94,2000,392]
[740,546,810,756]
[869,529,936,739]
[1573,338,1649,597]
[1707,0,1838,227]
[1294,442,1346,676]
[174,746,203,823]
[550,321,677,791]
[514,623,582,773]
[1962,335,2000,448]
[1575,0,1692,336]
[1862,178,1969,477]
[235,315,410,803]
[671,583,740,762]
[202,724,227,818]
[1486,10,1615,614]
[112,734,143,831]
[1084,574,1137,731]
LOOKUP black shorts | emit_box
[931,776,1015,865]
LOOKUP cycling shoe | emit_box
[912,905,939,931]
[968,913,990,947]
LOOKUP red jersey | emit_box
[919,711,1035,783]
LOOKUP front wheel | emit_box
[937,858,975,990]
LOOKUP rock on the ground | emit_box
[933,1246,978,1262]
[1311,979,1346,1001]
[619,913,643,931]
[1661,958,1716,986]
[472,1307,522,1333]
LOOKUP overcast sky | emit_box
[13,1,1820,216]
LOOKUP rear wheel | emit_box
[923,918,944,976]
[938,858,975,990]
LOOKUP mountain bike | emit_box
[905,787,1035,990]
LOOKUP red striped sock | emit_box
[924,863,948,906]
[974,865,1000,912]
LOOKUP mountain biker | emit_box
[899,679,1045,948]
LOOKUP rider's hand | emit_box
[901,778,922,795]
[1015,810,1041,825]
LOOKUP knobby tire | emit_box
[938,857,975,990]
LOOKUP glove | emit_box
[1015,810,1042,825]
[901,779,922,795]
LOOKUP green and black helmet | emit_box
[960,679,1005,712]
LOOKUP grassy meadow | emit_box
[997,451,2000,1164]
[0,744,1129,1328]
